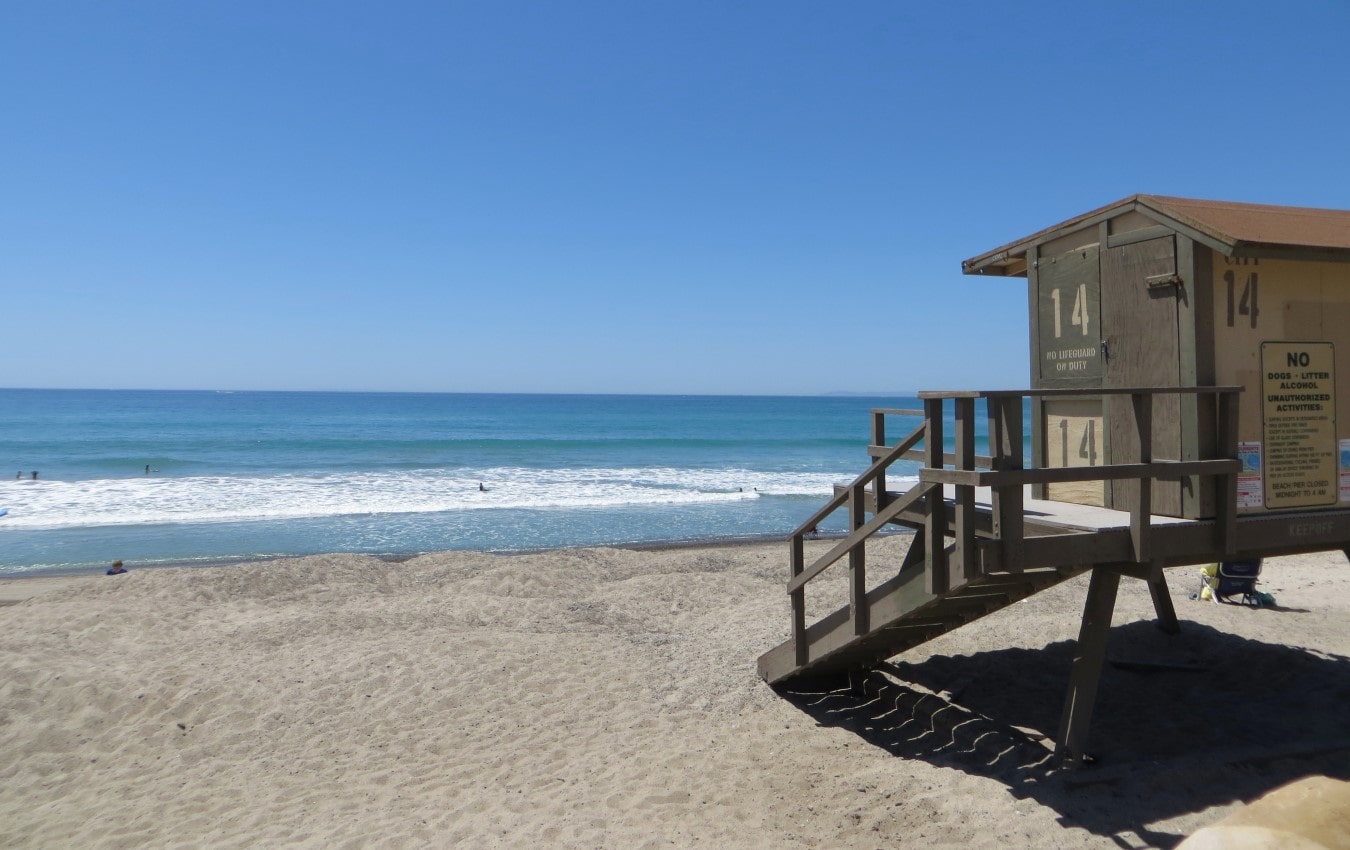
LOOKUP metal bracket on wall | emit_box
[1145,272,1184,290]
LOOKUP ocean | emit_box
[0,389,1009,576]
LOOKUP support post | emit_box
[872,410,888,512]
[1217,391,1239,557]
[1146,561,1180,634]
[954,397,977,587]
[849,482,868,636]
[989,396,1025,573]
[790,534,807,667]
[1056,566,1121,767]
[924,398,948,595]
[1130,393,1152,563]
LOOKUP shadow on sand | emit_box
[776,619,1350,848]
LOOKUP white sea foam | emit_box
[0,468,918,531]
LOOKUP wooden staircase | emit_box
[756,388,1262,765]
[757,523,1083,684]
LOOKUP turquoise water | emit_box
[0,390,1010,575]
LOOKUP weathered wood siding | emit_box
[1208,255,1350,513]
[1101,236,1183,516]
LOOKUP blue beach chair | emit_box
[1197,559,1270,607]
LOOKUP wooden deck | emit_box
[756,487,1186,686]
[756,389,1350,767]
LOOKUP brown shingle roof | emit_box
[963,194,1350,276]
[1140,195,1350,252]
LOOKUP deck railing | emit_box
[785,386,1243,667]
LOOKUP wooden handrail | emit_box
[918,386,1242,400]
[787,481,935,595]
[868,446,994,468]
[785,385,1245,669]
[790,420,926,539]
[918,458,1241,487]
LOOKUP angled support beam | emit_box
[1056,566,1120,768]
[1146,561,1180,634]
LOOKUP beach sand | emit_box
[2,537,1348,848]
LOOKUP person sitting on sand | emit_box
[106,560,127,576]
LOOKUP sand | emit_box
[2,537,1348,848]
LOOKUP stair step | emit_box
[757,566,1083,684]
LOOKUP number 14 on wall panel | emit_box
[1049,283,1091,338]
[1226,270,1259,329]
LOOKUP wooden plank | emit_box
[921,458,1240,488]
[872,411,887,512]
[759,549,938,682]
[1101,236,1183,516]
[872,446,993,468]
[924,398,948,595]
[1105,224,1174,248]
[918,386,1239,402]
[797,420,926,536]
[1043,396,1105,506]
[1029,254,1045,501]
[1191,248,1218,516]
[1132,393,1153,562]
[1147,563,1179,634]
[1175,235,1203,519]
[954,397,978,586]
[917,391,982,399]
[790,534,807,666]
[1056,567,1121,767]
[787,482,935,594]
[1035,244,1102,383]
[1217,391,1239,555]
[849,483,868,635]
[991,396,1025,572]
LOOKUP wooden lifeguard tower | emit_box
[757,195,1350,766]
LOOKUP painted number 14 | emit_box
[1225,271,1259,329]
[1049,283,1090,338]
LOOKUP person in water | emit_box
[106,560,127,576]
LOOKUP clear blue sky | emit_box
[5,1,1348,395]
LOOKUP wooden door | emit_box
[1101,236,1183,516]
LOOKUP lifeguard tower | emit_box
[757,195,1350,765]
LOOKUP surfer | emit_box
[31,470,38,480]
[478,482,487,492]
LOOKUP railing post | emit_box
[849,482,868,635]
[989,395,1025,573]
[1131,393,1152,563]
[954,397,977,585]
[790,534,807,666]
[872,410,887,512]
[1217,390,1239,557]
[924,397,948,595]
